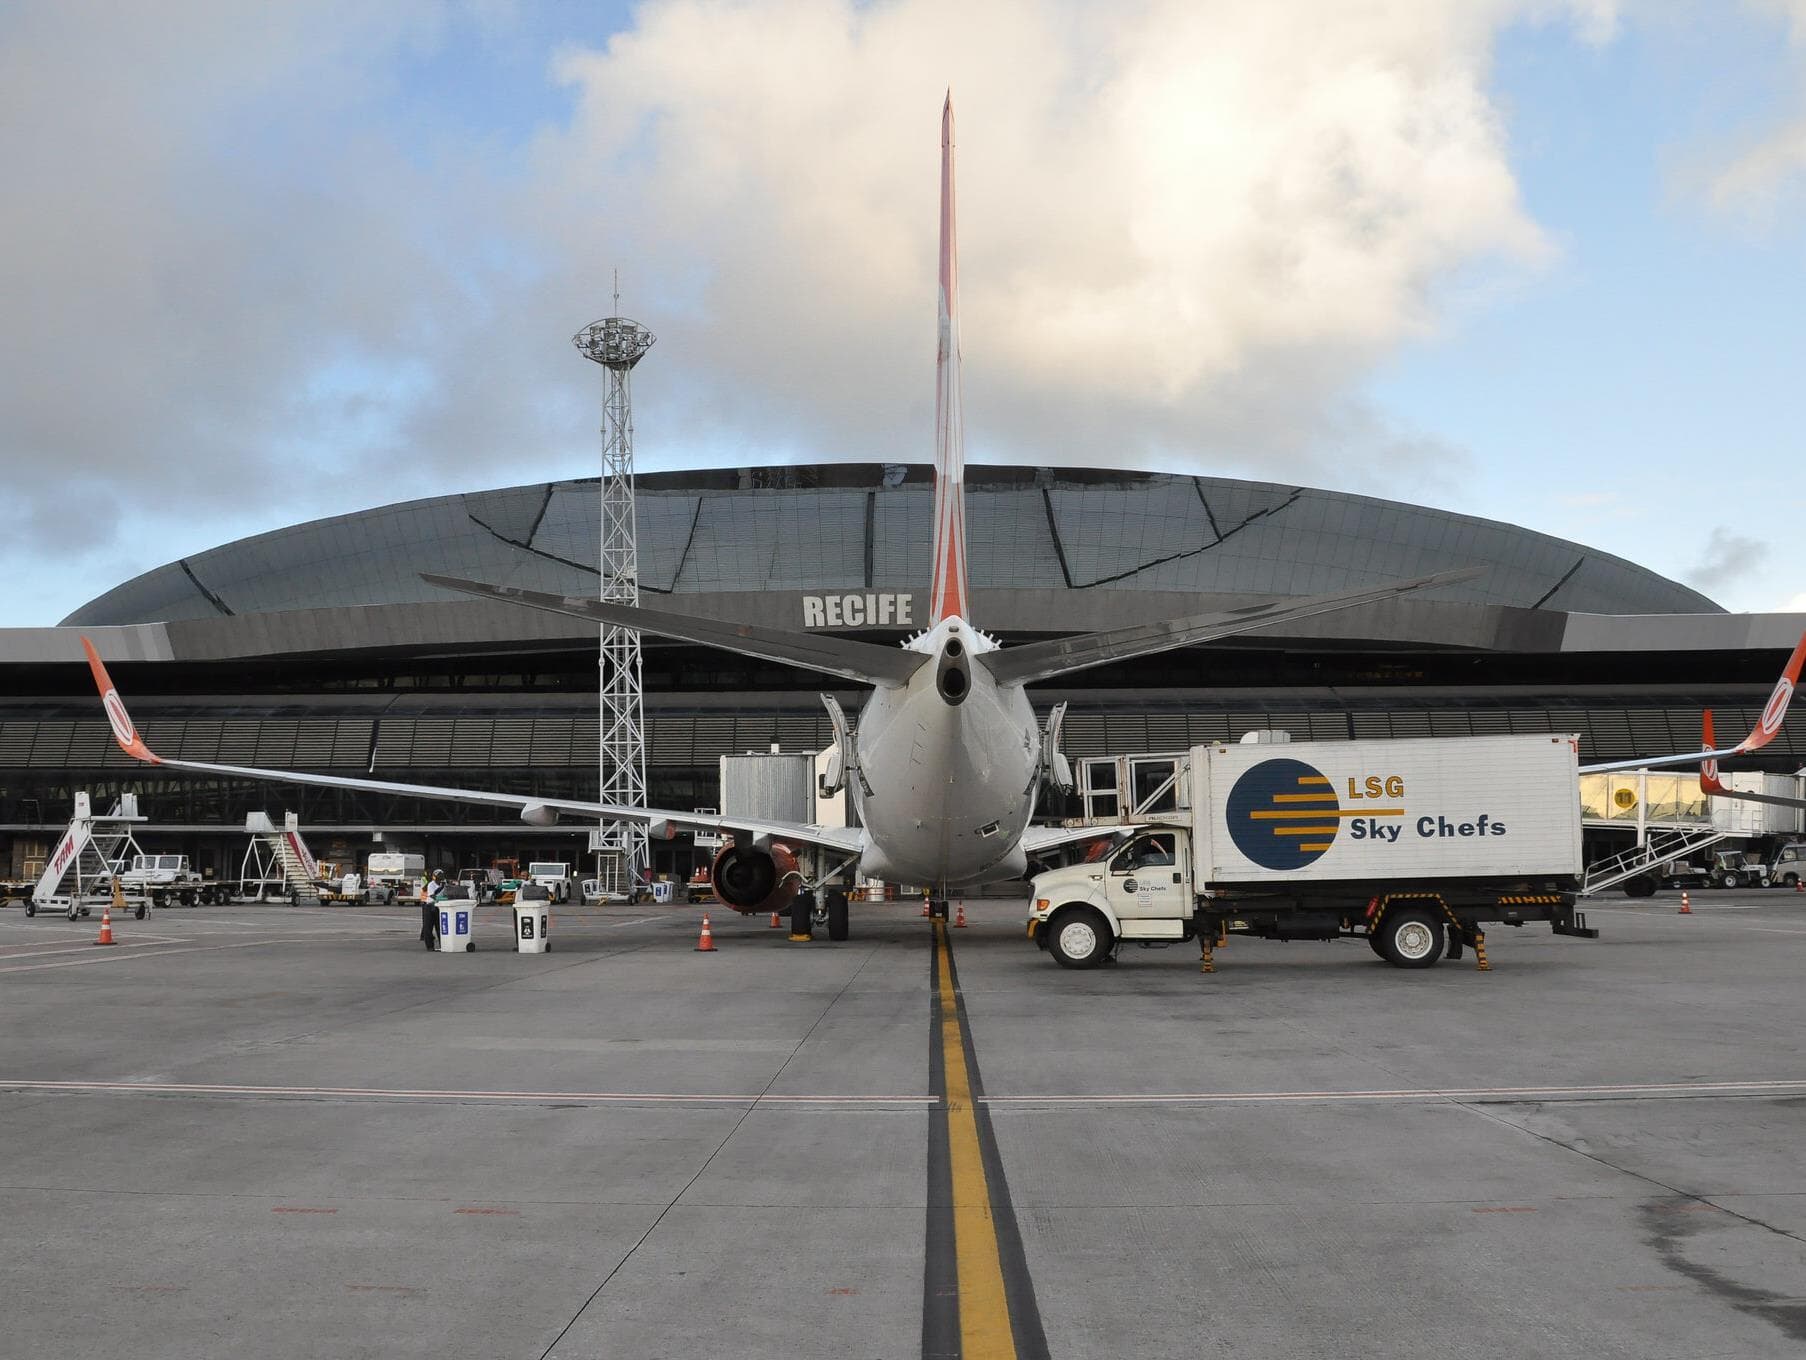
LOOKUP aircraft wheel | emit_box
[789,890,815,940]
[1047,907,1112,969]
[826,890,849,941]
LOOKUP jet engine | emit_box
[710,842,801,914]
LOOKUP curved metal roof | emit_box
[65,464,1719,626]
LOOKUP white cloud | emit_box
[1687,526,1770,593]
[0,0,1614,620]
[1697,1,1806,212]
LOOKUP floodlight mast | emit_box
[573,311,655,900]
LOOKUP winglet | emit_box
[1734,626,1806,753]
[1700,710,1726,793]
[81,637,159,764]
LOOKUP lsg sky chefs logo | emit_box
[1226,758,1407,869]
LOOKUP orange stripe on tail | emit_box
[930,92,969,624]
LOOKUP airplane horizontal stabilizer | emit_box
[421,575,928,688]
[978,568,1484,687]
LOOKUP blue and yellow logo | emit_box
[1226,758,1343,869]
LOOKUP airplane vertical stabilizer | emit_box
[930,92,969,624]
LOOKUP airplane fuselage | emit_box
[850,615,1040,889]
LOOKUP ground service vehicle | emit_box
[1764,842,1806,888]
[526,861,572,904]
[1028,734,1596,972]
[458,867,501,902]
[365,852,424,902]
[118,854,223,907]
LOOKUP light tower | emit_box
[573,303,655,899]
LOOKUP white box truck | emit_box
[1027,734,1595,973]
[365,852,425,903]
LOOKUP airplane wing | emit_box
[420,575,926,688]
[978,568,1485,687]
[1580,627,1806,774]
[1698,709,1806,809]
[81,639,864,856]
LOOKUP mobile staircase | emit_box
[240,812,322,905]
[1580,825,1730,897]
[29,792,147,919]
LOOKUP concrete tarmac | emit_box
[3,891,1805,1359]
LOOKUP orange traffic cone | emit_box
[1795,878,1803,894]
[920,898,931,918]
[695,913,717,952]
[954,902,968,928]
[768,909,782,928]
[1678,891,1692,915]
[95,890,117,947]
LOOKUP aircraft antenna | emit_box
[573,301,656,900]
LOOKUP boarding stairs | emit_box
[31,792,147,916]
[241,812,321,905]
[1580,826,1730,897]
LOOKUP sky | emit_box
[3,0,1806,626]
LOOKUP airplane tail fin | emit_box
[929,92,969,624]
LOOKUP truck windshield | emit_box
[1113,834,1176,871]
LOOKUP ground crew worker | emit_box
[420,870,446,950]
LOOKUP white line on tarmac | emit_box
[0,1078,934,1106]
[982,1078,1806,1106]
[0,937,352,975]
[3,1076,1798,1109]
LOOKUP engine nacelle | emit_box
[519,804,559,827]
[710,842,801,914]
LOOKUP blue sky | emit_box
[3,0,1804,625]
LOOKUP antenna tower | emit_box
[573,293,655,899]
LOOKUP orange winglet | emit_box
[1700,710,1727,794]
[81,637,160,764]
[1737,626,1806,753]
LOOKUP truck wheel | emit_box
[24,901,35,917]
[1366,930,1387,958]
[152,890,167,909]
[826,890,849,941]
[1377,907,1444,969]
[1047,907,1113,969]
[1721,871,1742,890]
[1784,873,1800,889]
[1622,876,1657,899]
[179,890,196,907]
[135,904,147,920]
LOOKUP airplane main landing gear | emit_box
[789,890,815,941]
[826,889,849,941]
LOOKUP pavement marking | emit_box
[0,1078,933,1106]
[924,919,1048,1360]
[982,1077,1806,1107]
[0,937,369,975]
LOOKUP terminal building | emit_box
[2,462,1801,885]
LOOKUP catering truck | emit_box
[1027,734,1596,973]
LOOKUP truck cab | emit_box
[1767,842,1806,889]
[1028,827,1190,966]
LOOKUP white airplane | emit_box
[86,96,1486,938]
